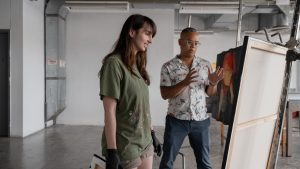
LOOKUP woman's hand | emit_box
[151,130,162,156]
[106,149,121,169]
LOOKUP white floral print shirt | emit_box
[160,55,212,121]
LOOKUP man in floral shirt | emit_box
[159,27,223,169]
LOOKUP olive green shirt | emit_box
[99,54,152,161]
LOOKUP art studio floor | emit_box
[0,117,299,169]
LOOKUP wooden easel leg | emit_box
[281,113,286,156]
[221,123,224,146]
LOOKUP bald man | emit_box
[159,27,223,169]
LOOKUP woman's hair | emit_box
[103,14,157,85]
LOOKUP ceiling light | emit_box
[64,1,129,13]
[179,1,240,14]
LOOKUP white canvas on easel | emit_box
[224,37,287,169]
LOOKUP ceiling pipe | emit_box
[236,0,243,47]
[188,15,191,27]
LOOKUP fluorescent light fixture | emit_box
[174,29,214,34]
[179,1,240,14]
[250,5,279,14]
[65,1,129,13]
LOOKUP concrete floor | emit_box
[0,117,299,169]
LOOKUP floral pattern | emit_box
[160,55,212,121]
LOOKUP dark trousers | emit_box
[159,115,212,169]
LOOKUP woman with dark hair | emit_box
[99,14,161,169]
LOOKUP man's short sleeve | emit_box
[160,64,172,87]
[99,57,122,100]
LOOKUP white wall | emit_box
[0,0,10,29]
[10,0,23,137]
[57,9,173,126]
[0,0,45,137]
[22,0,45,137]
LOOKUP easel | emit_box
[221,123,225,145]
[267,0,300,167]
[220,0,300,167]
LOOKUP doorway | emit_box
[0,31,9,137]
